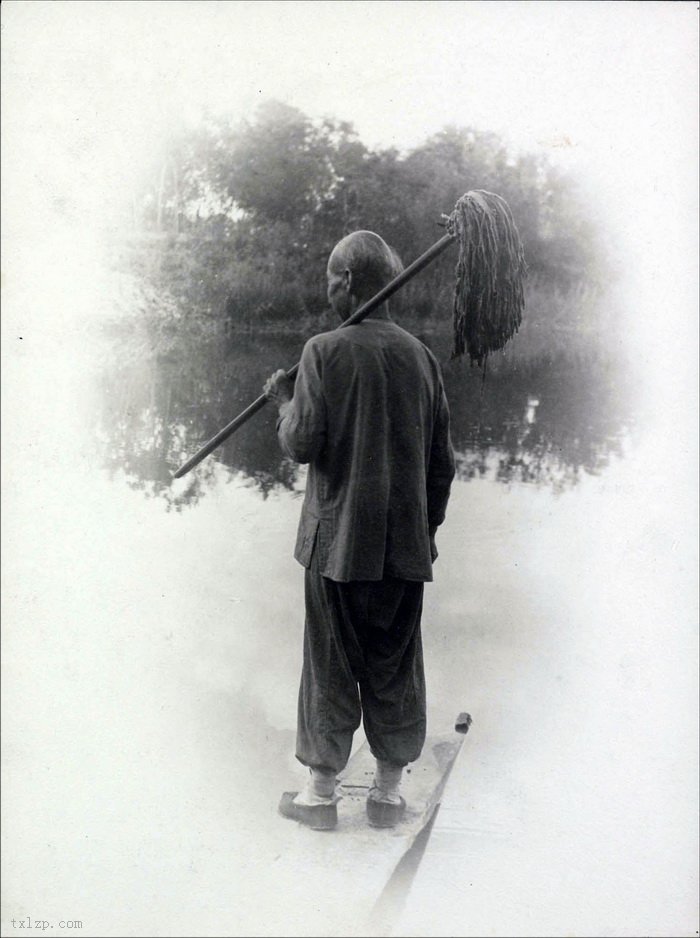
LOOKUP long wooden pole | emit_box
[172,231,455,480]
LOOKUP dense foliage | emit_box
[124,101,601,331]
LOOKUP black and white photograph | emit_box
[2,2,698,936]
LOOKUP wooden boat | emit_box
[268,713,472,937]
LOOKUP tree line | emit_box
[125,101,601,331]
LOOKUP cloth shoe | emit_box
[366,759,406,827]
[278,768,339,830]
[366,786,407,828]
[278,791,338,830]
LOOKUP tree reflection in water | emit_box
[96,328,634,510]
[440,341,632,491]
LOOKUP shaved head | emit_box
[327,231,403,301]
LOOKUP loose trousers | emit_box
[296,546,427,775]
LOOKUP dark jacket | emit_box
[277,319,455,582]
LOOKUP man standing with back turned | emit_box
[263,230,455,831]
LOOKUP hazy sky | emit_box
[3,1,696,210]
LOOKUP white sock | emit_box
[293,768,339,806]
[369,760,403,805]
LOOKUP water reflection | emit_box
[439,340,632,490]
[96,328,634,509]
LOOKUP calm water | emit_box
[95,327,634,509]
[14,312,677,938]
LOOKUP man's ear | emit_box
[343,268,352,293]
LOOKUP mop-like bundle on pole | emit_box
[446,190,527,365]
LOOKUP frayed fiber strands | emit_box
[446,190,526,366]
